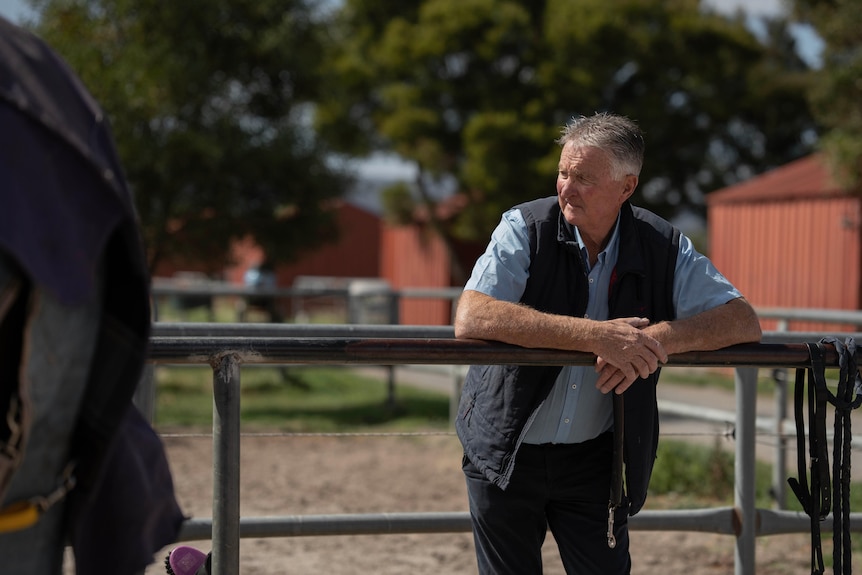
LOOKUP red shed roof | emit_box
[707,154,845,205]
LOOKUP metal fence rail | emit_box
[175,507,862,539]
[147,332,861,575]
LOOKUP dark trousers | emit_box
[463,432,631,575]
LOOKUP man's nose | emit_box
[558,179,577,197]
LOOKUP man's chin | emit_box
[561,207,581,226]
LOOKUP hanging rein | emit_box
[789,338,862,575]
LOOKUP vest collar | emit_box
[613,202,647,279]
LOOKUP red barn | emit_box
[156,190,484,325]
[707,154,862,331]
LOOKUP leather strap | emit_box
[607,393,624,548]
[788,339,862,575]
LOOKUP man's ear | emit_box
[621,174,638,202]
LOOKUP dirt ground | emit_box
[91,432,817,575]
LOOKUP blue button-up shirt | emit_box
[463,206,742,444]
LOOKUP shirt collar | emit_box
[572,212,622,270]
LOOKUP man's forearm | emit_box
[454,290,595,351]
[455,289,668,384]
[644,297,762,355]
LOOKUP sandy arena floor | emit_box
[80,432,818,574]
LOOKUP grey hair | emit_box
[556,112,644,179]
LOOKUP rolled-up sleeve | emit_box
[463,208,531,303]
[673,233,743,319]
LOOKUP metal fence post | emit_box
[211,354,242,575]
[735,367,758,575]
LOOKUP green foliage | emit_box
[380,182,417,224]
[317,0,817,246]
[649,439,735,503]
[30,0,352,274]
[649,438,777,507]
[793,0,862,192]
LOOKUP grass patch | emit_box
[649,438,862,517]
[658,367,788,395]
[648,437,862,565]
[649,439,775,508]
[659,366,846,398]
[154,365,450,432]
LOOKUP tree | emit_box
[30,0,352,274]
[793,0,862,191]
[317,0,817,263]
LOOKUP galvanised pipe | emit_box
[734,368,758,575]
[151,322,455,339]
[210,354,241,575]
[176,508,862,541]
[150,324,862,344]
[148,339,841,368]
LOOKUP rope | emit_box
[788,338,862,575]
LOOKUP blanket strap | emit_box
[0,462,75,533]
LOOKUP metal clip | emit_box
[32,462,76,513]
[606,504,616,548]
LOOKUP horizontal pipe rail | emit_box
[152,322,862,342]
[757,307,862,325]
[151,322,455,338]
[176,509,862,541]
[149,338,840,368]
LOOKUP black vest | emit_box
[456,197,680,514]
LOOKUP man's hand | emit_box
[592,317,667,394]
[593,298,763,395]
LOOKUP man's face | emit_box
[556,142,637,240]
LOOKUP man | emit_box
[454,112,761,574]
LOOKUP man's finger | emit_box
[595,361,611,386]
[643,336,668,363]
[615,377,635,394]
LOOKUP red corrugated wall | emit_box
[270,203,381,287]
[381,224,453,325]
[708,197,862,331]
[154,202,382,285]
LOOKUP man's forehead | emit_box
[559,144,610,168]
